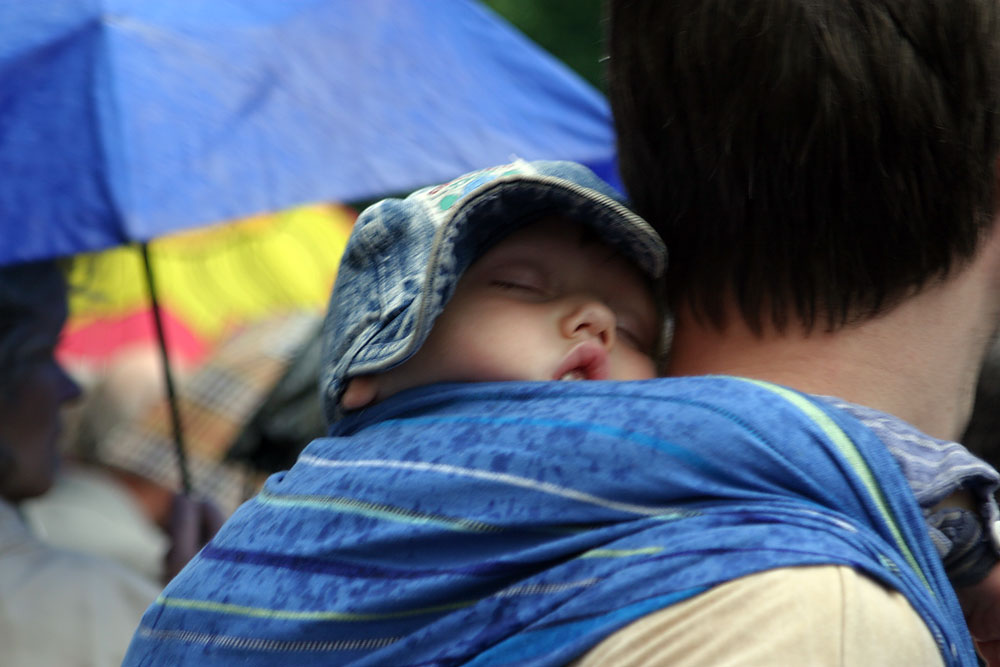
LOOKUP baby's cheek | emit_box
[610,350,658,380]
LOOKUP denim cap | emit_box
[320,159,667,424]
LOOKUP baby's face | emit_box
[343,216,659,409]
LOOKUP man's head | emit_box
[608,0,1000,334]
[320,160,667,424]
[341,215,660,410]
[0,260,81,501]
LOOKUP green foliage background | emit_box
[481,0,607,93]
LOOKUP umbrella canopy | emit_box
[1,0,616,499]
[0,0,615,265]
[59,202,355,376]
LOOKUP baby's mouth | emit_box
[553,342,609,381]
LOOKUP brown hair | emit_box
[608,0,1000,333]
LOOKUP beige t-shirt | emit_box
[0,500,160,667]
[573,565,946,666]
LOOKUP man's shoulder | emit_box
[573,565,945,667]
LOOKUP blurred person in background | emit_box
[0,260,220,666]
[21,313,313,586]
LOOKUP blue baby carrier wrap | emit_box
[124,376,976,665]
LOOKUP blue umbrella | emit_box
[0,0,615,266]
[1,0,616,495]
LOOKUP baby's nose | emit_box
[561,298,616,348]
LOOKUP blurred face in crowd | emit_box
[0,295,81,501]
[341,216,659,410]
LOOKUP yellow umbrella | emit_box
[61,202,355,374]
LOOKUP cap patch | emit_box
[417,164,531,217]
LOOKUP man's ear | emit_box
[341,376,379,411]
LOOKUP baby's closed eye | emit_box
[615,323,644,348]
[613,310,656,351]
[488,264,549,295]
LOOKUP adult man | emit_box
[605,0,1000,663]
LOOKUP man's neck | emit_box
[666,252,1000,441]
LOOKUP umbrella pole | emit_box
[140,242,193,495]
